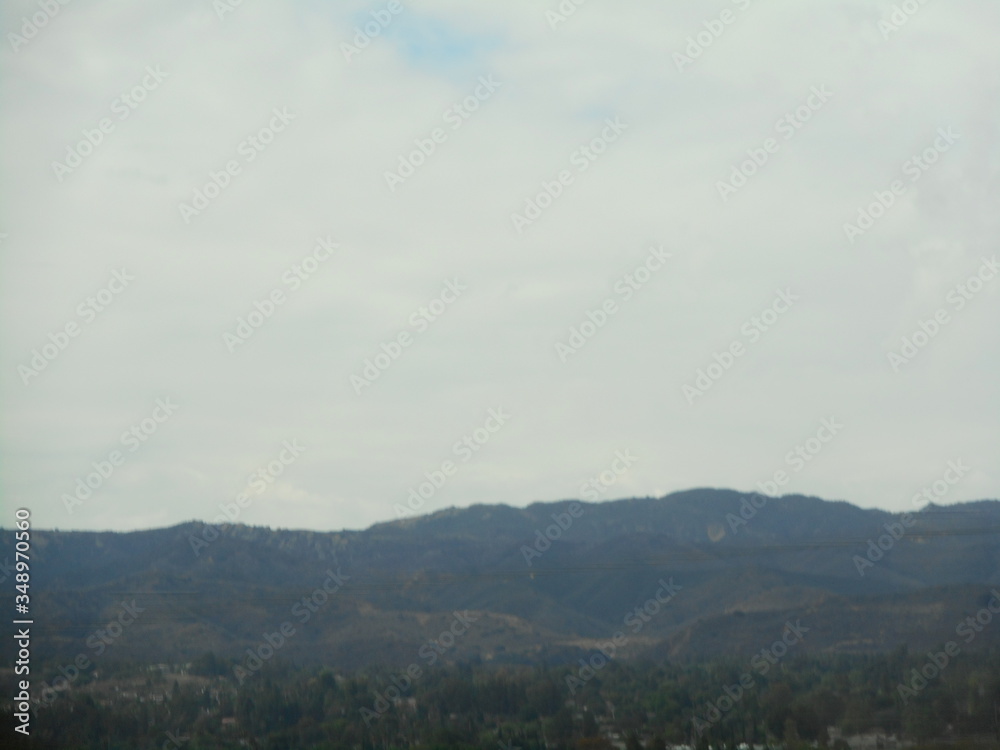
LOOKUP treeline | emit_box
[4,647,1000,749]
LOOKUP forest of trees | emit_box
[5,646,1000,749]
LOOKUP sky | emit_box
[1,0,997,533]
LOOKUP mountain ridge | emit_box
[4,489,1000,672]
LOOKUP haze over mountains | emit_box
[5,489,1000,672]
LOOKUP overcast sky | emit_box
[2,0,997,533]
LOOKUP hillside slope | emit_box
[3,490,1000,670]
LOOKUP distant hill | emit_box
[4,489,1000,671]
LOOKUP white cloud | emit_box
[2,0,997,531]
